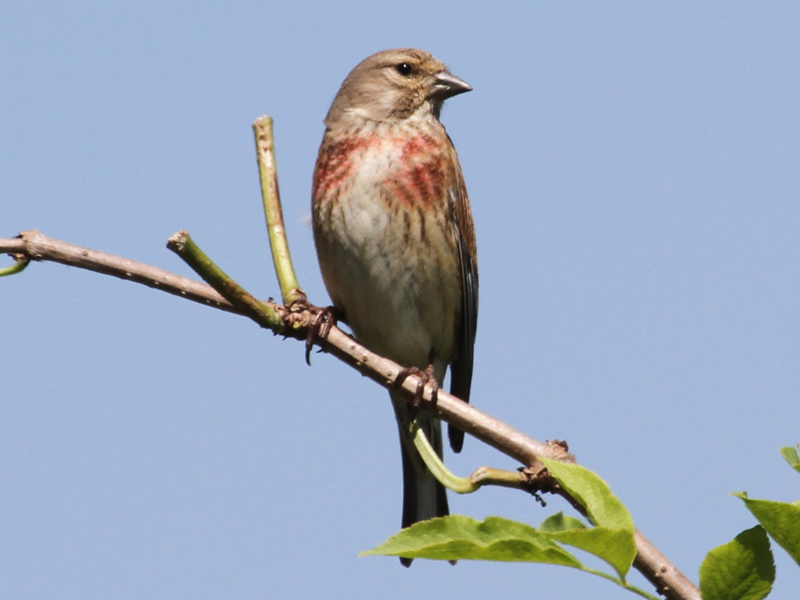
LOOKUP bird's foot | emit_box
[394,364,438,408]
[304,306,340,365]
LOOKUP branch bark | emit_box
[2,230,237,314]
[3,229,699,600]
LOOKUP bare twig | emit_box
[4,227,699,599]
[2,230,238,313]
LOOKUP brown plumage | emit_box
[311,49,478,566]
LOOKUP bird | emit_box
[311,48,478,566]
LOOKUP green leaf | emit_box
[540,458,636,577]
[539,511,588,533]
[540,458,634,531]
[361,515,582,567]
[734,493,800,567]
[699,526,774,600]
[780,445,800,474]
[547,526,638,580]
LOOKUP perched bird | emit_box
[311,48,478,565]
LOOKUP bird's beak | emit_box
[432,70,472,99]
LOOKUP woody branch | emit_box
[0,116,700,600]
[0,230,696,600]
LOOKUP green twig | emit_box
[411,416,526,494]
[166,230,287,332]
[253,116,306,307]
[0,255,29,277]
[470,466,530,489]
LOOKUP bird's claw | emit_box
[305,306,338,365]
[394,364,438,408]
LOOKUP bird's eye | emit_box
[395,62,414,76]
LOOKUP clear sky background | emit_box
[3,3,799,599]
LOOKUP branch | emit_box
[3,228,699,599]
[1,229,554,459]
[2,230,240,315]
[2,117,699,600]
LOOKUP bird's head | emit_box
[325,48,471,127]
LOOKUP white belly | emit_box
[316,141,460,377]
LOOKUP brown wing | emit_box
[447,145,478,453]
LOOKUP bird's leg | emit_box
[304,306,341,365]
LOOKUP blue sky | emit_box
[3,3,799,598]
